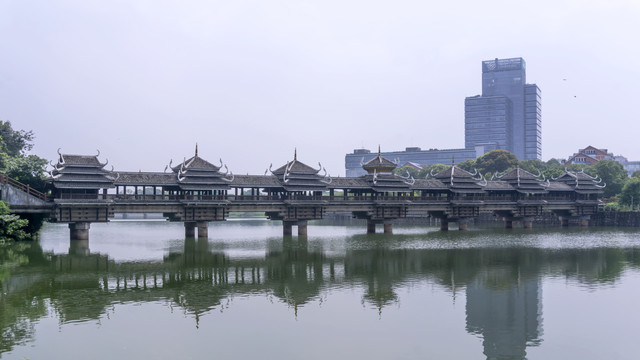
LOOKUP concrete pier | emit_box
[69,222,90,241]
[297,220,308,236]
[458,220,468,231]
[197,221,209,238]
[504,219,513,229]
[367,220,376,234]
[440,219,449,231]
[283,221,295,236]
[185,222,196,238]
[69,239,89,256]
[383,221,393,234]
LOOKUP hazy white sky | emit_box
[1,0,639,176]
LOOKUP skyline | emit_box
[1,0,639,176]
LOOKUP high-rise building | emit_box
[344,57,541,176]
[465,58,541,160]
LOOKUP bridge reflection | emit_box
[1,239,639,358]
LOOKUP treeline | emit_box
[0,121,47,241]
[394,149,638,209]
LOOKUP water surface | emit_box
[2,220,640,359]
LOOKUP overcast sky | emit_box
[1,0,639,176]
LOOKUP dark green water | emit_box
[2,220,640,359]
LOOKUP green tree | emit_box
[418,164,448,178]
[457,159,476,172]
[620,177,640,208]
[593,160,627,198]
[393,165,419,178]
[0,121,34,156]
[475,150,519,176]
[631,170,640,178]
[0,121,47,191]
[0,201,30,241]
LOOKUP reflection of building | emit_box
[466,270,542,359]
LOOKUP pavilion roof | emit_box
[432,165,485,193]
[361,147,397,174]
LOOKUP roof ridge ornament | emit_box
[294,148,297,161]
[96,149,101,157]
[478,173,487,187]
[195,143,198,157]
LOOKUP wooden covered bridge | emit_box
[3,147,605,240]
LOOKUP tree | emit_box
[593,160,628,198]
[475,150,519,176]
[393,165,419,178]
[418,164,449,178]
[0,201,30,241]
[0,121,34,157]
[620,178,640,208]
[457,159,476,172]
[631,170,640,178]
[0,121,47,191]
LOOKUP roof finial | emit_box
[378,145,381,157]
[452,156,455,166]
[294,148,297,161]
[195,143,198,157]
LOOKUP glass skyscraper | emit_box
[465,58,541,160]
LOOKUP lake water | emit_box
[2,220,640,359]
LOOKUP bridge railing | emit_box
[0,174,48,201]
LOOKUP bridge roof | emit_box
[171,155,221,172]
[233,175,281,188]
[115,172,178,186]
[433,166,485,193]
[58,154,106,167]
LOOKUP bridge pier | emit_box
[458,220,468,231]
[69,239,89,256]
[523,218,533,229]
[185,222,196,238]
[298,220,308,236]
[561,218,569,227]
[440,219,449,231]
[283,221,295,236]
[367,220,377,234]
[197,221,209,238]
[504,219,513,229]
[580,218,590,227]
[383,220,393,234]
[69,222,90,241]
